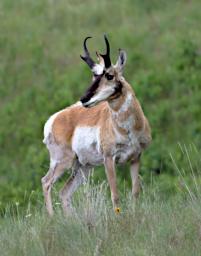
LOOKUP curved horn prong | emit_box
[83,36,91,55]
[104,34,110,56]
[80,37,96,69]
[100,34,111,68]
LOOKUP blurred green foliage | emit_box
[0,0,201,210]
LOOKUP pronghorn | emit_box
[42,35,151,216]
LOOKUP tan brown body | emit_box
[52,80,151,161]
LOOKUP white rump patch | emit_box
[43,101,82,144]
[43,111,63,144]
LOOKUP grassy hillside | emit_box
[0,0,201,210]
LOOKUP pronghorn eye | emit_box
[105,73,114,80]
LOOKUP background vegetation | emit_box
[0,0,201,254]
[0,0,200,219]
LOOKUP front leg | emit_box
[104,156,119,211]
[130,156,141,198]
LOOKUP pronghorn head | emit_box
[80,35,127,108]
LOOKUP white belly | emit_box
[72,126,103,166]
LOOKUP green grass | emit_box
[0,1,201,254]
[0,143,201,255]
[1,180,201,256]
[1,1,201,254]
[0,0,201,216]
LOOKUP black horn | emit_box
[100,34,111,69]
[80,37,95,69]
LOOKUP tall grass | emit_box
[1,146,201,256]
[0,185,201,256]
[0,0,201,209]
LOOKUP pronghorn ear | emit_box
[115,49,127,74]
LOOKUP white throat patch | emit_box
[86,86,115,106]
[112,92,135,134]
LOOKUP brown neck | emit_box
[108,83,144,133]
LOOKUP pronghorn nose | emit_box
[80,75,102,105]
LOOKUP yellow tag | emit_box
[115,207,121,214]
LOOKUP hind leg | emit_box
[41,161,67,216]
[60,162,91,215]
[42,144,75,216]
[130,155,141,198]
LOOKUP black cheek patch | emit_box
[114,81,123,94]
[109,81,123,100]
[80,75,102,104]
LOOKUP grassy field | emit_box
[1,146,201,255]
[0,0,201,209]
[1,179,201,256]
